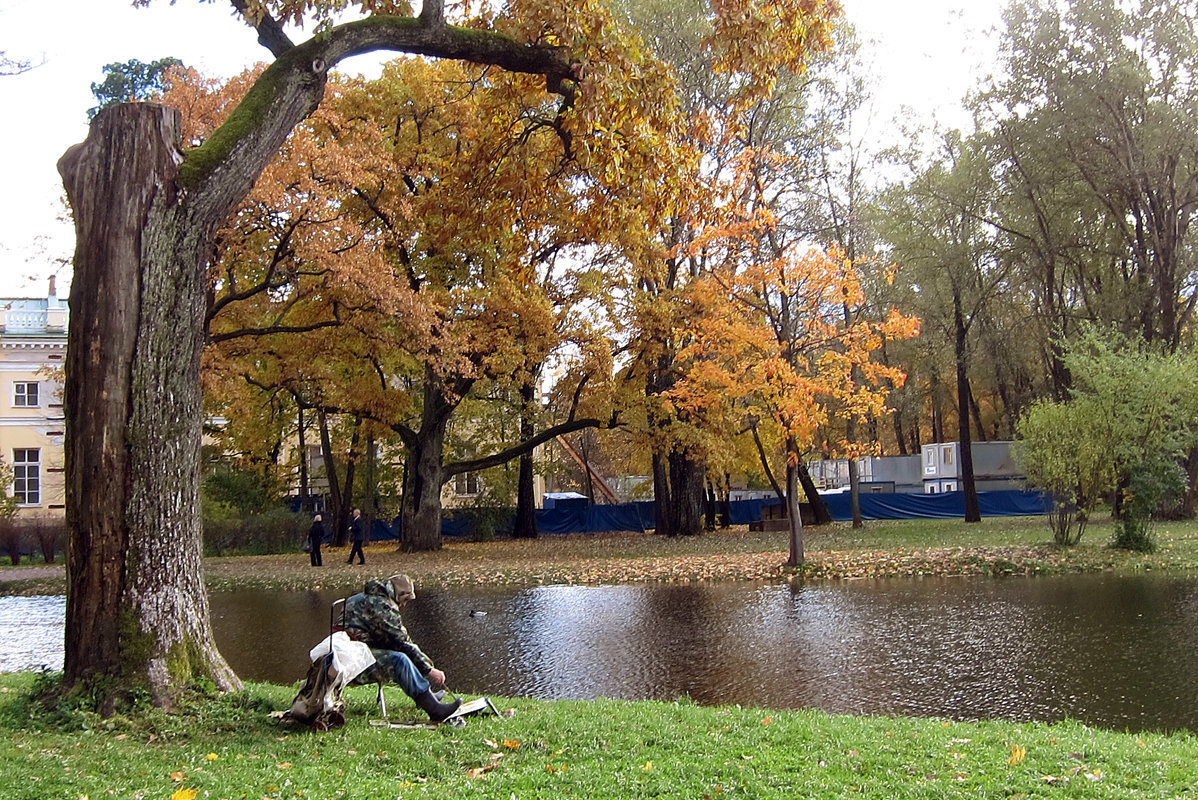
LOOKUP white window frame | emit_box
[454,471,481,497]
[13,381,39,408]
[13,448,40,506]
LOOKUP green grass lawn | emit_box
[3,672,1197,800]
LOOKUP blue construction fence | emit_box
[365,490,1051,540]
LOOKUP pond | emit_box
[5,574,1198,732]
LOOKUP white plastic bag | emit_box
[308,630,376,683]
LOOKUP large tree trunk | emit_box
[652,450,672,536]
[400,411,449,552]
[667,450,705,537]
[59,104,241,710]
[54,6,577,710]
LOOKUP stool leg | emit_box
[377,683,387,720]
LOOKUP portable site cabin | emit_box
[805,454,923,494]
[921,441,1024,493]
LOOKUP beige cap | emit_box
[388,574,415,602]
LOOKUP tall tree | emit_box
[985,0,1198,354]
[58,0,634,711]
[880,131,1009,522]
[89,57,183,118]
[614,0,842,536]
[194,54,638,552]
[668,235,917,564]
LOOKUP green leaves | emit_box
[1016,325,1198,546]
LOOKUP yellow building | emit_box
[0,284,67,521]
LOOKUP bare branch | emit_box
[230,0,295,57]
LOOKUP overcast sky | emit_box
[0,0,1004,298]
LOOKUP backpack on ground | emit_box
[288,652,347,730]
[286,631,377,730]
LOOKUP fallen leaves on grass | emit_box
[466,752,504,779]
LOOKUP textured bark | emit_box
[652,451,672,536]
[401,422,448,553]
[513,382,538,538]
[784,453,805,567]
[667,451,704,537]
[59,104,240,708]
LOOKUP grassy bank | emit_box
[2,672,1196,799]
[5,515,1198,597]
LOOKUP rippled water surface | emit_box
[8,575,1198,731]
[0,595,64,672]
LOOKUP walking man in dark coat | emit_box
[307,513,325,567]
[346,507,366,565]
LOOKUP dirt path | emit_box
[0,565,63,583]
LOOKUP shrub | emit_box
[202,503,306,556]
[0,519,24,565]
[1014,398,1112,546]
[1110,455,1186,553]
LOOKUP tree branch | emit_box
[181,13,576,241]
[209,317,343,343]
[230,0,295,57]
[445,416,609,478]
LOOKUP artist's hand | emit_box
[427,668,447,688]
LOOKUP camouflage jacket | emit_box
[339,579,433,675]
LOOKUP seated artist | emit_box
[339,574,462,722]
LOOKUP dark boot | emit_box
[414,690,461,723]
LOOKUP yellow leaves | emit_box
[205,752,220,761]
[503,739,521,749]
[170,790,197,800]
[169,771,186,783]
[665,239,919,455]
[1008,744,1027,765]
[465,751,505,779]
[641,760,654,771]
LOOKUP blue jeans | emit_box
[351,650,430,698]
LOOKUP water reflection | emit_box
[6,575,1198,732]
[0,595,64,672]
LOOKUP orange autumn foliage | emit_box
[667,244,919,463]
